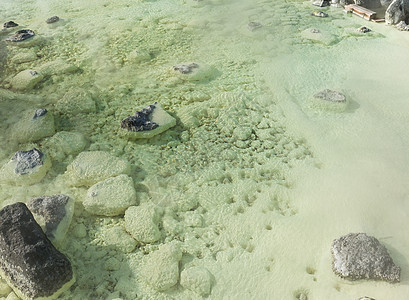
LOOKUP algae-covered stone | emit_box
[102,225,137,253]
[180,266,213,296]
[124,204,161,243]
[331,233,400,282]
[120,102,176,139]
[126,48,151,63]
[38,59,78,76]
[0,203,75,300]
[65,151,131,186]
[44,131,87,161]
[142,242,182,291]
[10,70,43,91]
[301,28,338,46]
[55,88,96,115]
[27,194,74,243]
[11,108,55,143]
[0,148,52,185]
[84,174,137,216]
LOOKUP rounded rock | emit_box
[124,204,161,243]
[180,266,212,296]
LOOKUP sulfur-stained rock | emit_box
[120,102,176,139]
[55,88,96,115]
[180,266,213,296]
[43,131,87,162]
[331,233,400,283]
[172,62,216,82]
[11,108,55,143]
[0,202,75,300]
[84,174,137,216]
[0,148,52,185]
[142,242,182,291]
[27,194,74,243]
[124,204,161,243]
[102,225,137,253]
[10,70,43,91]
[38,59,78,76]
[65,151,131,186]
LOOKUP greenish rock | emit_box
[124,204,161,243]
[11,109,55,143]
[10,70,43,91]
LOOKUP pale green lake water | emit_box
[1,0,409,299]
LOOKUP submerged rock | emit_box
[312,11,329,17]
[46,16,60,24]
[5,29,35,42]
[65,151,131,186]
[120,102,176,139]
[0,203,75,300]
[142,243,182,291]
[84,174,137,216]
[27,194,74,243]
[180,266,213,296]
[12,148,44,175]
[173,63,199,74]
[44,131,87,162]
[55,88,96,115]
[314,89,346,102]
[3,21,18,29]
[10,69,43,91]
[247,22,262,31]
[11,108,55,142]
[331,233,400,282]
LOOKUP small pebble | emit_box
[247,21,262,31]
[312,11,328,17]
[173,63,199,74]
[310,28,320,33]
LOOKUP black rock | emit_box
[332,233,400,283]
[121,103,159,132]
[358,26,371,33]
[173,63,199,74]
[3,21,18,29]
[46,16,60,24]
[0,202,74,299]
[11,148,44,175]
[27,195,70,240]
[6,29,35,42]
[33,108,48,119]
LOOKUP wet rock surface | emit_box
[10,69,43,91]
[3,21,18,29]
[121,103,159,132]
[5,29,35,42]
[331,233,401,282]
[46,16,60,24]
[11,108,55,142]
[12,148,44,175]
[0,202,74,299]
[314,89,346,102]
[385,0,409,24]
[27,194,74,242]
[33,108,48,119]
[358,26,371,33]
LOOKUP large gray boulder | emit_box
[0,202,75,300]
[331,233,400,283]
[385,0,409,24]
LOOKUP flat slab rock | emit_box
[331,233,400,283]
[314,89,346,102]
[0,202,75,300]
[27,194,74,243]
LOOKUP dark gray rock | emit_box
[0,202,74,299]
[6,29,35,42]
[395,20,409,30]
[314,89,346,102]
[173,63,199,74]
[27,194,70,240]
[354,0,382,8]
[385,0,409,24]
[311,0,330,6]
[121,103,159,132]
[3,21,18,29]
[46,16,60,24]
[11,148,44,175]
[331,233,401,283]
[32,108,48,119]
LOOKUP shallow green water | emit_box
[1,0,409,299]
